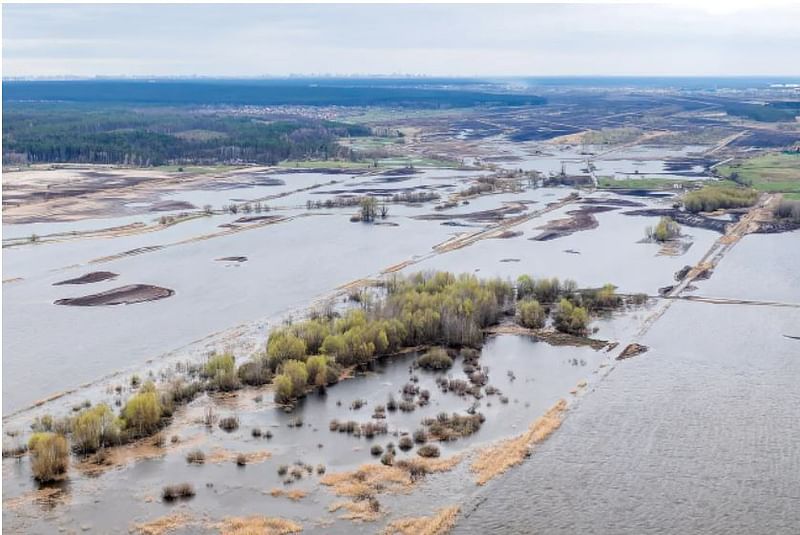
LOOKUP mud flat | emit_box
[623,208,730,233]
[530,205,615,241]
[53,271,118,285]
[54,284,174,306]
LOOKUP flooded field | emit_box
[4,120,799,534]
[456,271,800,534]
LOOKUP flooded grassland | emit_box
[3,130,799,534]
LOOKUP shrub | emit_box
[683,184,758,213]
[516,299,546,329]
[381,451,395,466]
[236,454,247,466]
[361,421,388,438]
[28,433,69,482]
[305,355,329,387]
[237,359,272,386]
[162,483,195,501]
[370,444,384,456]
[203,353,235,378]
[398,436,414,451]
[424,412,484,440]
[553,298,589,335]
[646,217,681,242]
[416,444,441,458]
[122,387,162,437]
[416,347,454,370]
[219,416,239,432]
[71,403,121,453]
[774,199,800,222]
[277,464,289,476]
[273,374,294,404]
[281,360,309,395]
[413,429,428,444]
[267,331,307,371]
[186,449,205,464]
[203,353,239,391]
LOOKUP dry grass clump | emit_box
[269,488,308,501]
[382,505,461,535]
[471,399,567,485]
[329,497,382,522]
[398,436,414,451]
[161,483,195,502]
[205,448,271,465]
[416,444,440,458]
[218,416,240,432]
[218,516,302,535]
[133,512,192,535]
[321,455,462,502]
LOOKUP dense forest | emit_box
[3,105,370,166]
[2,80,545,108]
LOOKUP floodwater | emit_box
[1,329,623,534]
[454,228,800,534]
[4,143,797,534]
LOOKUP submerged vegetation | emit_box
[13,271,640,487]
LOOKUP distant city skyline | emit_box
[3,3,800,78]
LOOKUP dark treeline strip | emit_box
[3,105,370,166]
[3,80,545,108]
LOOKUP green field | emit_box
[155,164,243,174]
[717,152,800,196]
[597,177,695,190]
[277,159,373,169]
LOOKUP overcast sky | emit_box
[3,3,800,78]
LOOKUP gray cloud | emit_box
[3,3,799,77]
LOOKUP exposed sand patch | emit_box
[383,505,461,535]
[218,515,302,535]
[471,399,567,485]
[206,447,271,465]
[329,499,383,522]
[268,488,308,501]
[3,486,67,511]
[321,456,462,523]
[77,432,205,476]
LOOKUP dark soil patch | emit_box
[149,201,197,212]
[617,343,648,360]
[53,271,118,286]
[580,197,646,208]
[417,203,527,223]
[623,208,730,233]
[233,215,282,224]
[530,206,614,241]
[55,284,174,306]
[754,220,800,234]
[492,230,523,239]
